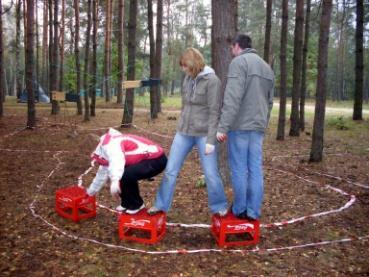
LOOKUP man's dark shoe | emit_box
[236,210,257,221]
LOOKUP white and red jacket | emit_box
[87,128,163,196]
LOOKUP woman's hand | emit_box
[110,180,121,199]
[205,144,215,155]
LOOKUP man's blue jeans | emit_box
[228,130,264,219]
[154,133,228,214]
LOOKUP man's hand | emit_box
[205,144,215,155]
[110,181,121,199]
[216,132,227,142]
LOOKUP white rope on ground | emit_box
[0,127,27,143]
[1,126,369,255]
[271,153,345,161]
[311,171,369,189]
[93,170,357,229]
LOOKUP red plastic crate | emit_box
[211,212,260,247]
[118,209,166,244]
[55,185,96,222]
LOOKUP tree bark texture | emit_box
[211,0,237,186]
[35,0,39,93]
[300,0,311,131]
[309,0,333,163]
[353,0,364,120]
[155,0,163,114]
[83,0,92,121]
[59,0,65,91]
[23,0,27,58]
[116,0,124,104]
[26,0,36,127]
[335,1,347,101]
[148,0,157,118]
[90,0,98,117]
[41,0,48,93]
[15,0,22,99]
[211,0,237,96]
[48,0,52,95]
[74,0,82,115]
[276,0,288,141]
[0,0,3,116]
[263,0,272,64]
[122,0,137,126]
[51,0,60,115]
[289,0,304,136]
[104,0,112,102]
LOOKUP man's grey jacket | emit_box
[218,48,274,134]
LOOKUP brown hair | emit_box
[179,48,205,78]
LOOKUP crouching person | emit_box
[86,128,167,214]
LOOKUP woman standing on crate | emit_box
[148,47,228,217]
[86,128,167,214]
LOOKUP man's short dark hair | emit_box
[233,34,252,49]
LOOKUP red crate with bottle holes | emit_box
[55,185,96,222]
[118,209,166,244]
[211,212,260,247]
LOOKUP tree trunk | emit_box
[211,0,237,185]
[353,0,363,120]
[0,0,3,117]
[35,0,39,92]
[289,0,304,136]
[15,0,22,99]
[90,0,98,117]
[148,0,157,118]
[23,0,27,60]
[263,0,272,64]
[26,0,36,127]
[41,0,48,94]
[122,0,137,126]
[3,69,8,97]
[104,0,112,102]
[299,0,311,131]
[48,0,52,95]
[59,0,65,91]
[211,0,237,96]
[155,0,163,113]
[74,0,82,115]
[69,9,74,54]
[276,0,288,141]
[335,1,347,101]
[83,0,92,121]
[51,0,60,115]
[309,0,333,163]
[116,0,124,104]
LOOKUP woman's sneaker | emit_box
[116,205,126,212]
[126,204,145,215]
[147,206,162,215]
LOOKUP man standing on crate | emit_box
[86,128,167,214]
[217,34,274,221]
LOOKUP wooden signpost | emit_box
[122,80,142,89]
[51,91,66,101]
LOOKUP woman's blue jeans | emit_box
[154,133,228,214]
[228,130,264,219]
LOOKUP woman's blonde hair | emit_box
[179,48,205,78]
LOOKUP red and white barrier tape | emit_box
[1,127,368,254]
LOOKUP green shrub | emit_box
[326,116,351,130]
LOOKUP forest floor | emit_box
[0,104,369,276]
